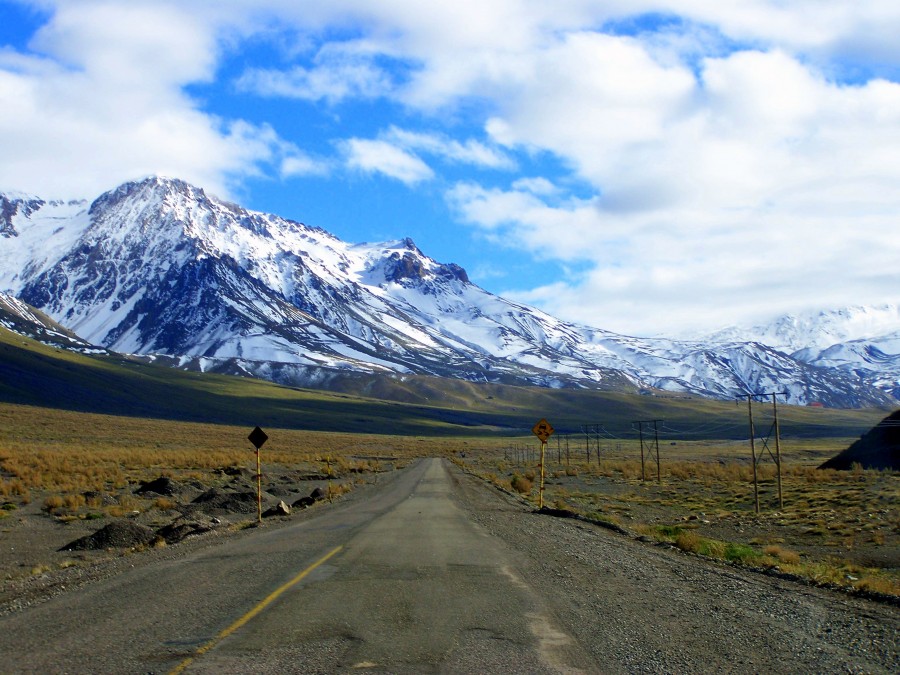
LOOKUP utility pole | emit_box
[739,393,759,513]
[634,420,662,481]
[739,392,787,513]
[638,423,644,480]
[771,392,784,509]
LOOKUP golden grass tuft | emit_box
[42,495,64,511]
[763,544,801,565]
[152,497,177,511]
[510,474,533,494]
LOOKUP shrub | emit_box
[153,497,177,511]
[63,494,85,510]
[675,530,703,553]
[763,545,801,565]
[42,495,64,511]
[511,474,533,494]
[723,543,760,564]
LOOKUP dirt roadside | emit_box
[448,462,899,674]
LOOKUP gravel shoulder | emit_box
[448,461,900,674]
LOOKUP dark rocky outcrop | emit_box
[156,518,215,544]
[292,486,329,509]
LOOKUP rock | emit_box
[60,520,157,551]
[263,500,291,518]
[292,495,315,509]
[292,487,329,509]
[156,520,213,544]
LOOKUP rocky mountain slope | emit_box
[0,177,895,408]
[705,306,900,402]
[0,290,102,353]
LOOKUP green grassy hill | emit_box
[0,326,889,439]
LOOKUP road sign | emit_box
[531,418,554,443]
[248,426,268,450]
[248,426,268,523]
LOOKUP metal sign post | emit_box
[531,419,555,509]
[248,426,268,523]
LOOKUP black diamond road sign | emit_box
[248,426,268,450]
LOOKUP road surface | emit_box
[0,458,897,673]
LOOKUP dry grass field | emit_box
[455,436,899,599]
[1,398,897,604]
[0,402,495,502]
[0,402,491,585]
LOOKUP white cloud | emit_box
[3,0,899,334]
[511,177,560,196]
[341,138,434,185]
[0,1,305,199]
[236,41,395,103]
[384,127,514,169]
[280,151,330,178]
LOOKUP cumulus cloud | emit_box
[2,0,898,333]
[0,1,316,198]
[341,138,434,185]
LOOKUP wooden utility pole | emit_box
[635,420,662,482]
[771,392,784,509]
[739,394,760,513]
[740,392,787,513]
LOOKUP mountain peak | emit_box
[1,177,895,407]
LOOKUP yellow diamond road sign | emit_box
[532,418,554,442]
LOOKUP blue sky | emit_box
[1,1,898,336]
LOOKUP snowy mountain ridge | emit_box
[1,177,896,408]
[704,305,900,354]
[703,306,900,401]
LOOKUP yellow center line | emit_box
[169,545,343,674]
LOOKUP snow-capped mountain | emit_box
[705,305,900,354]
[704,306,900,402]
[0,177,894,408]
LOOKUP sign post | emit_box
[248,426,268,523]
[531,418,555,509]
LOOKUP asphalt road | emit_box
[2,457,897,674]
[0,459,596,673]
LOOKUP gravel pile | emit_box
[59,520,157,551]
[134,476,184,496]
[190,488,258,514]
